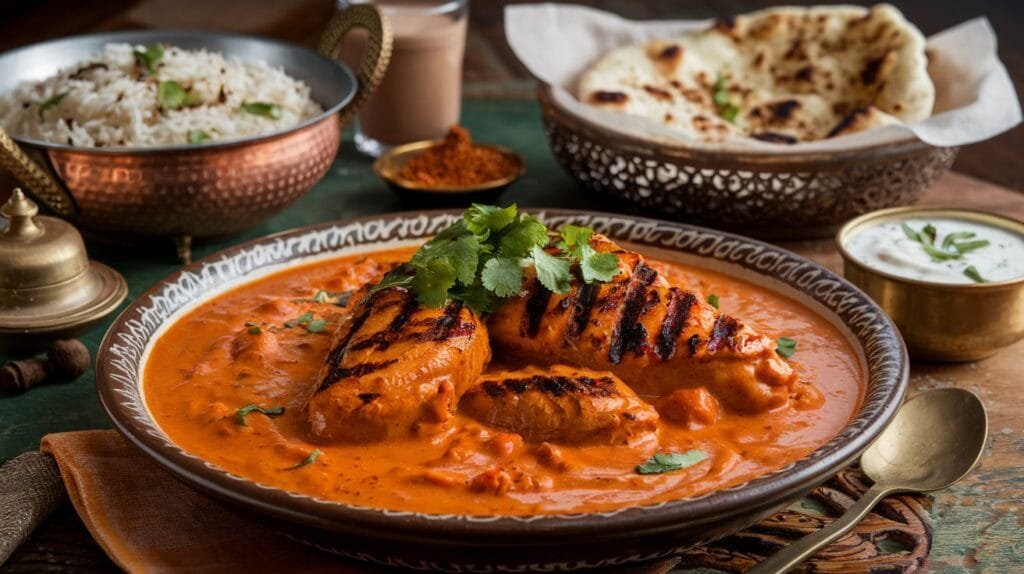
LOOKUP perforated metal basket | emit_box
[539,85,958,239]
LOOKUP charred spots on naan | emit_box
[481,374,618,399]
[826,106,872,138]
[608,263,658,364]
[706,315,740,353]
[860,50,897,88]
[589,91,628,105]
[655,288,696,360]
[752,132,798,145]
[648,43,684,74]
[642,84,674,102]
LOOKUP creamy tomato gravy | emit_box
[144,248,863,516]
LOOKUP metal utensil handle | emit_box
[317,4,393,127]
[746,483,894,574]
[0,127,77,218]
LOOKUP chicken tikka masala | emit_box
[144,205,863,515]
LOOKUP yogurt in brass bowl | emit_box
[837,207,1024,361]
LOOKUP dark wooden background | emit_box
[0,0,1021,191]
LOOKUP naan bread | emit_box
[578,4,934,144]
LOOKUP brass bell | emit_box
[0,189,127,353]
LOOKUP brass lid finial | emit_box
[1,188,43,239]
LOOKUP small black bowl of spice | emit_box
[373,125,525,205]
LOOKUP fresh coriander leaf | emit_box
[449,282,505,314]
[158,81,203,110]
[580,251,620,283]
[636,450,708,475]
[720,103,740,123]
[284,311,314,329]
[187,129,210,145]
[942,231,976,250]
[963,265,987,283]
[707,294,720,309]
[412,258,457,307]
[244,321,261,335]
[922,224,938,245]
[366,267,414,298]
[284,448,322,470]
[465,203,517,235]
[481,257,524,297]
[498,215,548,257]
[531,245,572,294]
[37,90,71,118]
[560,224,593,253]
[713,73,740,123]
[713,74,730,107]
[133,43,164,73]
[952,239,990,254]
[310,290,331,303]
[235,404,285,426]
[920,243,961,262]
[776,336,798,358]
[305,319,328,333]
[412,232,480,286]
[901,222,920,242]
[240,101,282,119]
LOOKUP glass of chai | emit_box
[336,0,468,157]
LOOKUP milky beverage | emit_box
[340,3,467,147]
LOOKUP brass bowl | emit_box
[373,139,525,206]
[539,85,959,239]
[0,6,393,261]
[837,206,1024,362]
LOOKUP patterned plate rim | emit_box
[95,209,908,538]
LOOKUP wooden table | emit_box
[0,2,1021,572]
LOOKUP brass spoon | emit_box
[748,388,988,574]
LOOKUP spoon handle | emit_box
[746,483,894,574]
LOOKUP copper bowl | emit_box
[95,210,908,571]
[0,6,392,261]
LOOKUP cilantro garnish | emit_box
[367,205,620,314]
[713,73,740,123]
[187,129,210,145]
[235,404,285,426]
[776,336,798,358]
[636,450,708,475]
[37,90,71,119]
[963,265,987,284]
[707,293,720,309]
[901,223,990,262]
[158,80,203,110]
[134,43,164,74]
[284,449,322,470]
[244,321,261,335]
[240,101,282,119]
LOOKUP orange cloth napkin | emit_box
[41,430,371,573]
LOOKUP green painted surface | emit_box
[0,98,592,460]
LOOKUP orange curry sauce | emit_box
[144,248,863,515]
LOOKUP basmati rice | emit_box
[0,43,324,148]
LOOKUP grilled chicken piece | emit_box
[307,287,490,442]
[487,236,797,413]
[460,365,659,446]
